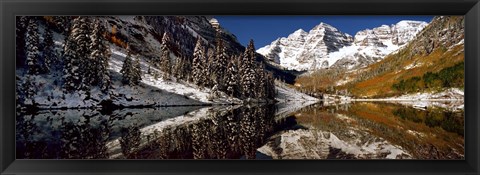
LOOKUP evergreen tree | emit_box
[89,18,111,93]
[121,52,133,85]
[204,49,215,88]
[173,56,185,80]
[51,16,72,34]
[25,19,42,75]
[160,32,172,80]
[255,63,266,99]
[119,126,141,158]
[121,52,141,86]
[209,39,228,91]
[225,56,239,97]
[63,16,91,92]
[183,56,193,82]
[133,55,142,83]
[192,38,206,87]
[17,16,30,68]
[240,39,257,99]
[42,27,55,72]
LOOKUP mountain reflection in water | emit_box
[16,101,464,159]
[259,102,464,159]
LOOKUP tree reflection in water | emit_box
[134,105,278,159]
[17,102,460,159]
[16,105,281,159]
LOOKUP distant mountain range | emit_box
[293,16,464,98]
[257,20,428,71]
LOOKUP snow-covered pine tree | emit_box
[159,32,172,80]
[89,18,112,93]
[173,56,184,81]
[225,56,239,97]
[42,27,55,72]
[16,16,30,68]
[204,49,215,88]
[133,55,142,84]
[192,38,205,87]
[51,16,72,35]
[25,18,43,75]
[213,39,228,91]
[121,51,134,86]
[255,63,266,99]
[240,39,257,99]
[63,16,91,92]
[183,56,193,82]
[120,51,142,86]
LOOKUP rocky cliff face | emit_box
[330,20,428,70]
[257,23,353,71]
[257,20,428,71]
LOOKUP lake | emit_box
[16,101,464,159]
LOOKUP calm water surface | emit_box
[16,101,464,159]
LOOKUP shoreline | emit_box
[349,98,464,102]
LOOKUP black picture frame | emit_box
[1,0,479,174]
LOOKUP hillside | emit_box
[16,16,312,110]
[346,16,464,98]
[295,16,464,99]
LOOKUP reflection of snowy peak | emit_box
[257,23,353,71]
[257,20,428,71]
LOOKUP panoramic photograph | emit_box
[15,16,464,159]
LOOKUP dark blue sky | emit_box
[214,16,434,48]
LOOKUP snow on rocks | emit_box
[257,128,411,159]
[274,81,318,120]
[350,88,465,111]
[257,20,427,72]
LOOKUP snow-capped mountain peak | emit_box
[257,22,353,71]
[291,29,307,36]
[257,20,428,71]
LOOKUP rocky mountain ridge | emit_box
[257,20,428,71]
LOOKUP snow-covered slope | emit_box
[17,16,316,110]
[16,18,241,109]
[257,20,428,71]
[109,46,241,105]
[274,81,318,120]
[257,23,353,71]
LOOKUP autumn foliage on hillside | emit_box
[294,16,465,98]
[106,25,128,49]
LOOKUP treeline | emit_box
[17,16,276,105]
[147,30,276,101]
[17,16,111,106]
[393,107,464,136]
[294,67,347,97]
[392,61,464,93]
[93,16,276,101]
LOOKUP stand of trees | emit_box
[63,17,112,93]
[190,37,275,101]
[392,61,464,93]
[149,30,276,101]
[19,16,276,105]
